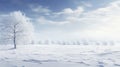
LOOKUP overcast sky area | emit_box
[0,0,120,41]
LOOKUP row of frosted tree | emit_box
[31,40,115,45]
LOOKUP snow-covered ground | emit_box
[0,44,120,67]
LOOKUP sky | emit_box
[0,0,120,41]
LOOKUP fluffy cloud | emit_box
[81,1,92,7]
[36,6,84,25]
[36,16,70,25]
[30,5,51,15]
[35,0,120,40]
[75,0,120,39]
[57,7,84,17]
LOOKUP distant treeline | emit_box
[30,40,117,45]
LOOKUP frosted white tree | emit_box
[0,11,34,49]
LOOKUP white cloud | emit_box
[63,7,84,16]
[36,6,84,25]
[36,16,70,25]
[81,1,92,7]
[56,7,84,17]
[30,5,51,15]
[36,0,120,40]
[75,0,120,39]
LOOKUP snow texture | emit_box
[0,45,120,67]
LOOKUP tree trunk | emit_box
[13,34,16,49]
[13,25,16,49]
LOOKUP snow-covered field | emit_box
[0,45,120,67]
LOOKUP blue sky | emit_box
[0,0,120,41]
[0,0,113,13]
